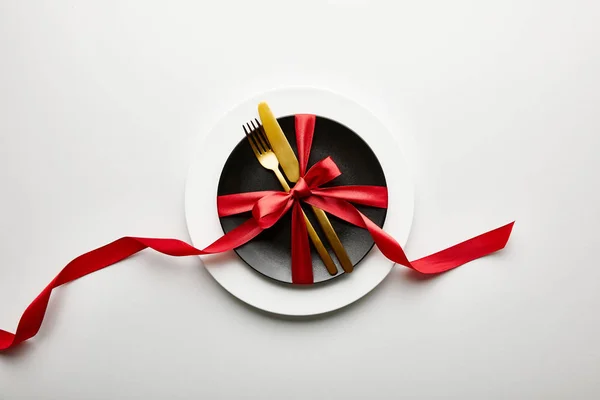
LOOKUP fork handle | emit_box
[273,169,338,275]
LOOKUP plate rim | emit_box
[184,86,414,316]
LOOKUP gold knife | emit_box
[258,102,354,273]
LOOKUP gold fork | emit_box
[243,121,338,276]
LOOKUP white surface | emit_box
[1,1,599,399]
[185,87,414,316]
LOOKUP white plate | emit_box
[184,87,414,316]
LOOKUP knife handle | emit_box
[273,169,338,275]
[310,206,354,273]
[302,214,338,276]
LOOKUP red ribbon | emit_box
[0,114,514,352]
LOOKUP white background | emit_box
[0,1,598,399]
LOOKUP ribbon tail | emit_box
[291,202,313,284]
[304,195,514,274]
[1,237,148,351]
[0,219,264,352]
[409,222,514,273]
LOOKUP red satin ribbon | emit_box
[0,114,514,352]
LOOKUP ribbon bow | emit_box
[219,155,380,283]
[0,114,513,352]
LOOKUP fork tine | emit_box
[250,129,265,154]
[252,119,271,151]
[248,123,266,153]
[243,124,261,157]
[242,123,250,137]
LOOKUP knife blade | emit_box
[258,102,300,183]
[258,102,354,273]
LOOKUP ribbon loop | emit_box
[303,156,341,187]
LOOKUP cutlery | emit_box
[243,120,338,276]
[258,103,354,273]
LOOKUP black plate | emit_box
[217,115,387,284]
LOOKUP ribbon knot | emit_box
[290,177,311,199]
